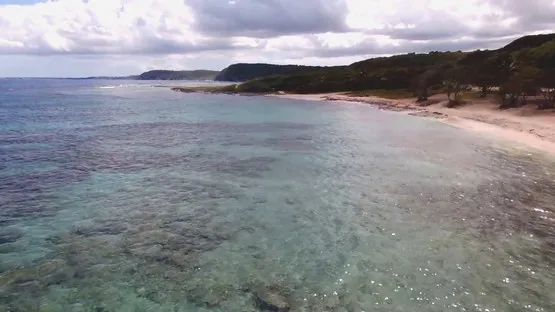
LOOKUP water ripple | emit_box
[1,82,554,311]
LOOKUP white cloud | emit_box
[0,0,553,76]
[186,0,349,37]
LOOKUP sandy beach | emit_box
[270,93,555,156]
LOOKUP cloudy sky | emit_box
[0,0,553,77]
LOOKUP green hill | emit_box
[499,33,555,52]
[459,33,555,66]
[235,52,463,94]
[214,63,335,82]
[229,33,555,96]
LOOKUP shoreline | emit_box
[267,93,555,156]
[170,86,555,156]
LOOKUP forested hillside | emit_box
[214,63,334,82]
[227,33,555,109]
[235,52,464,93]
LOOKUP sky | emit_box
[0,0,554,77]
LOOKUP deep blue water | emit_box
[1,79,554,311]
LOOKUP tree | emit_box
[490,52,517,83]
[537,69,555,109]
[498,67,539,109]
[413,67,444,103]
[471,72,495,97]
[527,40,555,69]
[499,75,524,109]
[468,58,502,97]
[442,79,464,107]
[442,67,468,107]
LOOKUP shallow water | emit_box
[1,79,554,311]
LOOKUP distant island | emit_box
[137,70,219,80]
[84,70,219,81]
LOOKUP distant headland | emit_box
[83,69,220,81]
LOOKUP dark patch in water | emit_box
[71,222,128,238]
[0,227,23,244]
[1,169,88,192]
[263,136,316,152]
[0,193,59,225]
[0,119,305,225]
[215,156,278,178]
[0,259,71,309]
[0,169,88,224]
[253,286,291,311]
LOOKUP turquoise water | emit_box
[1,79,554,311]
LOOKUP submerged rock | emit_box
[71,221,127,237]
[0,226,23,244]
[0,259,67,293]
[0,243,19,255]
[254,288,291,312]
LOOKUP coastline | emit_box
[268,93,555,156]
[170,86,555,156]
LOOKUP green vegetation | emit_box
[442,36,555,109]
[344,89,414,99]
[214,63,333,82]
[499,33,555,52]
[171,85,238,93]
[209,33,555,111]
[166,33,555,112]
[226,52,463,95]
[138,70,219,80]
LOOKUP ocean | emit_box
[0,79,554,311]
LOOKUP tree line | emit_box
[415,38,555,109]
[221,33,555,108]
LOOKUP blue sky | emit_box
[0,0,553,77]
